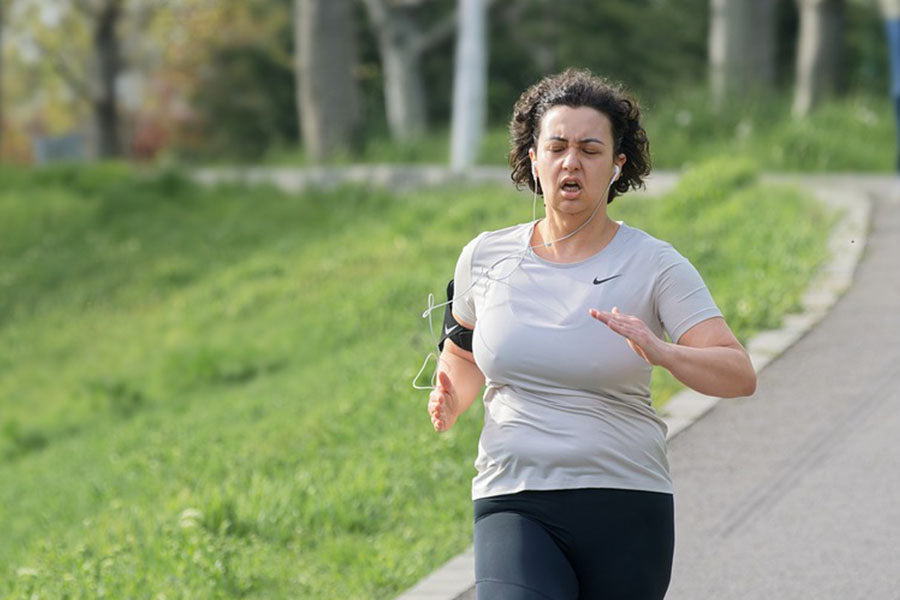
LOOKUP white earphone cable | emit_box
[411,167,621,391]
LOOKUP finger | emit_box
[627,338,645,355]
[589,308,612,323]
[591,311,631,338]
[627,339,651,363]
[429,395,445,415]
[603,317,631,337]
[437,371,453,393]
[609,307,640,328]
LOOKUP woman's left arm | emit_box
[590,308,757,398]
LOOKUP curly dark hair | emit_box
[508,68,651,204]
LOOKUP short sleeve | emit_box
[654,244,723,344]
[451,236,480,326]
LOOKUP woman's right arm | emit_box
[428,317,484,432]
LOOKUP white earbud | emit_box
[613,164,621,181]
[531,162,537,180]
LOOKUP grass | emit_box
[642,90,897,173]
[0,159,831,597]
[262,90,897,174]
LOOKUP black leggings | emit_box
[473,488,674,600]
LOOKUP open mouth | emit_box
[561,179,582,195]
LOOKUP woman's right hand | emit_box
[428,371,458,432]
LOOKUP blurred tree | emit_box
[361,0,450,141]
[20,0,133,158]
[85,0,123,157]
[294,0,360,161]
[193,44,298,160]
[172,0,297,160]
[793,0,845,117]
[708,0,777,106]
[450,0,488,170]
[359,0,502,142]
[483,0,710,125]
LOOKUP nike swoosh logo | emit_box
[444,324,459,336]
[593,274,622,285]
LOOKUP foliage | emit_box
[164,0,297,160]
[0,160,831,597]
[643,90,896,172]
[265,90,896,173]
[191,42,298,160]
[3,0,892,162]
[482,0,709,125]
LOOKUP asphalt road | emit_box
[666,185,900,599]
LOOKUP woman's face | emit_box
[529,105,625,216]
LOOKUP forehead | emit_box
[537,105,613,143]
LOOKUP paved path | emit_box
[665,179,900,599]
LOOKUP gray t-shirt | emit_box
[452,221,722,499]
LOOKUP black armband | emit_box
[438,279,474,352]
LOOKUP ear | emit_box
[615,153,626,179]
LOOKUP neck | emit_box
[536,207,618,261]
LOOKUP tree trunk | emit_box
[709,0,777,107]
[294,0,360,161]
[361,0,428,142]
[94,0,123,158]
[450,0,488,171]
[793,0,844,118]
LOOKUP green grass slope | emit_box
[267,92,896,174]
[0,160,831,598]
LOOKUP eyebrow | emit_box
[547,136,606,145]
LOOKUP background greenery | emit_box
[262,90,896,174]
[0,158,831,597]
[157,0,892,164]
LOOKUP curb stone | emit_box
[394,176,875,600]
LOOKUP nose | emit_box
[562,147,580,170]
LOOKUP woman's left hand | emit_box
[589,306,667,366]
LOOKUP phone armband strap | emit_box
[438,279,474,352]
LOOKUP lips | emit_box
[560,177,582,198]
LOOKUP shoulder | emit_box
[617,223,686,270]
[461,222,532,264]
[473,221,533,245]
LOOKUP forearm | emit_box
[659,343,756,398]
[437,346,485,417]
